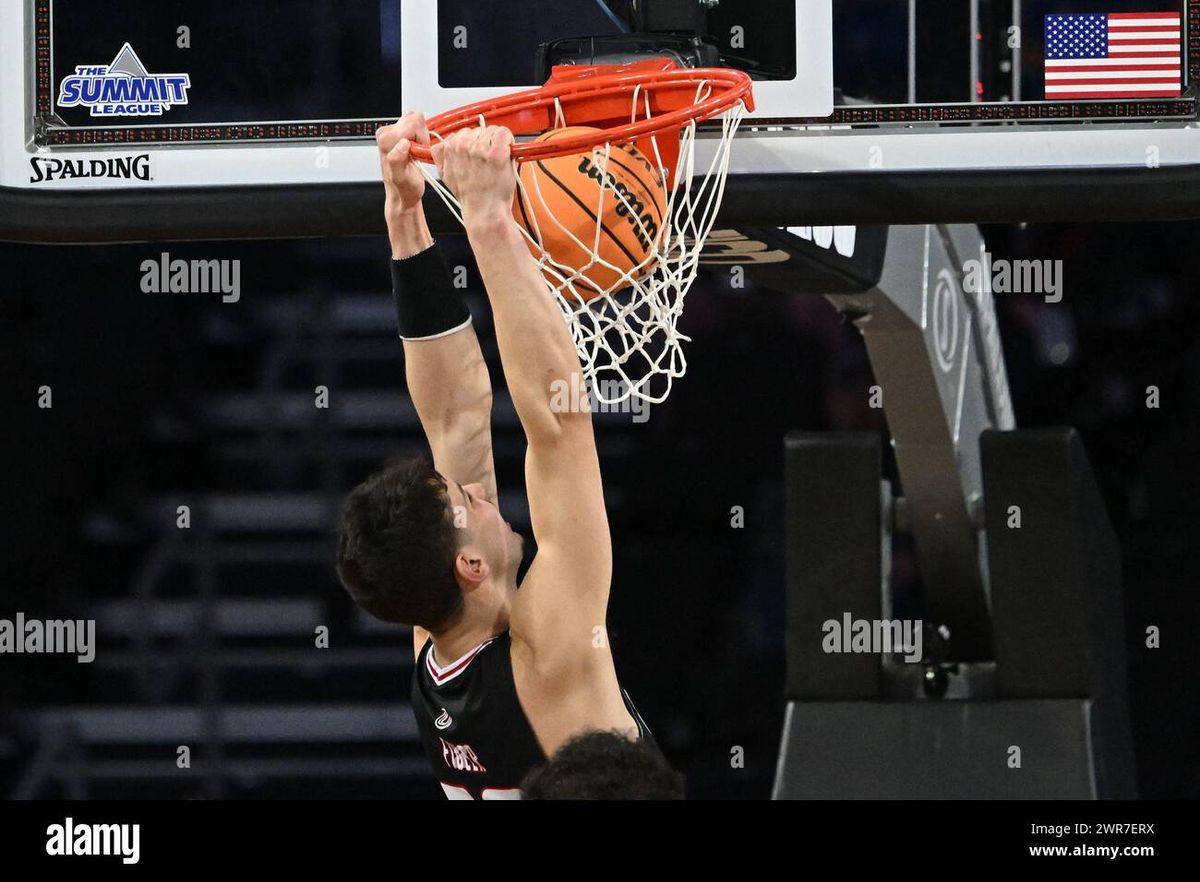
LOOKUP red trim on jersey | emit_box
[426,636,499,685]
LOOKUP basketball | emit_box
[513,127,668,300]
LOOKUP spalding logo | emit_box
[30,154,152,184]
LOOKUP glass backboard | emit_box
[1,0,1196,241]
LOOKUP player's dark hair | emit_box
[521,730,685,800]
[336,456,464,631]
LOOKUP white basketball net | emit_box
[420,82,747,406]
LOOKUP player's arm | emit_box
[434,127,612,660]
[378,115,499,660]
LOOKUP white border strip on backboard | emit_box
[2,0,30,181]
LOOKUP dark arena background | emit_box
[1,0,1198,814]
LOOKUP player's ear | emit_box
[454,550,490,587]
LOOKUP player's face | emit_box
[448,481,523,575]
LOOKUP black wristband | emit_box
[391,243,472,341]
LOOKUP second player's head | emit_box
[521,730,686,800]
[336,456,523,633]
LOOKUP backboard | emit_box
[1,0,1198,243]
[401,0,833,121]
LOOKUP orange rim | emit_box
[407,61,754,164]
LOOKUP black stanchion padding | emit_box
[784,432,883,700]
[981,427,1137,798]
[776,699,1098,799]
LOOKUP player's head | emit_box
[336,456,522,632]
[520,730,686,800]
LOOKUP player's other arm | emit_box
[379,114,498,503]
[378,115,499,659]
[434,127,613,654]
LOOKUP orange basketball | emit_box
[513,127,668,300]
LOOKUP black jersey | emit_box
[411,630,653,799]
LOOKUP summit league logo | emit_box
[57,43,191,117]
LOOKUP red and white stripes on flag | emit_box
[1044,12,1182,99]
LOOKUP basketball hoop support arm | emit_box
[772,223,1136,795]
[823,223,1014,664]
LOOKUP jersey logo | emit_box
[57,43,191,118]
[434,708,454,730]
[440,737,487,774]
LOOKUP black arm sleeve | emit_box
[391,243,472,341]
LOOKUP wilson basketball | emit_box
[513,127,668,300]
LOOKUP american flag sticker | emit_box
[1044,12,1182,99]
